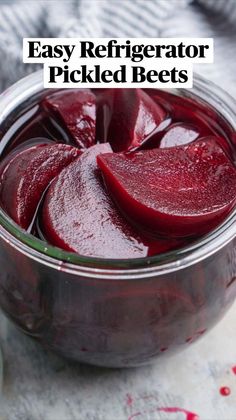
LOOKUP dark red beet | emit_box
[150,90,225,138]
[43,90,96,149]
[96,89,165,152]
[202,135,235,162]
[0,143,81,229]
[41,144,148,258]
[138,122,199,151]
[0,137,54,178]
[97,138,236,238]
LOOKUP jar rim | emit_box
[0,70,236,279]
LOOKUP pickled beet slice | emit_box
[43,90,96,149]
[0,138,54,179]
[202,135,235,162]
[96,89,166,152]
[136,122,199,151]
[41,144,148,258]
[150,90,222,138]
[0,143,81,229]
[97,138,236,238]
[159,123,199,148]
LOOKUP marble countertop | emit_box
[0,302,235,420]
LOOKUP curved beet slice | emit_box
[0,143,80,229]
[159,123,199,148]
[137,122,199,151]
[41,144,148,258]
[201,135,235,162]
[97,138,236,238]
[0,138,54,179]
[43,90,96,149]
[96,89,166,152]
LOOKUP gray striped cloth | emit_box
[0,0,236,96]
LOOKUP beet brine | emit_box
[1,88,236,259]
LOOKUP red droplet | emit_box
[219,386,231,396]
[232,365,236,375]
[158,407,199,420]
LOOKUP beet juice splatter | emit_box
[219,386,231,396]
[158,407,199,420]
[127,406,199,420]
[232,366,236,375]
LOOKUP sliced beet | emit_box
[97,138,236,238]
[136,122,199,151]
[96,89,166,152]
[0,138,54,179]
[43,90,96,149]
[0,143,81,229]
[41,144,148,258]
[159,123,199,148]
[150,90,222,138]
[202,135,235,162]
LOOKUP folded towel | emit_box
[0,0,235,95]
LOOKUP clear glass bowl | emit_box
[0,71,236,367]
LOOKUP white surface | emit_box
[0,302,235,420]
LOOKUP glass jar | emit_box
[0,71,236,367]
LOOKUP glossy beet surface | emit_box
[98,138,236,238]
[1,81,236,368]
[159,123,199,148]
[96,88,166,151]
[0,143,80,229]
[42,144,148,258]
[43,90,96,149]
[1,88,236,259]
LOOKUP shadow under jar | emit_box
[0,72,236,367]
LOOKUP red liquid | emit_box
[0,88,235,259]
[219,386,231,396]
[125,393,199,420]
[126,393,133,407]
[158,407,199,420]
[127,407,199,420]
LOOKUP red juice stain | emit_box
[128,412,141,420]
[126,393,133,407]
[158,407,199,420]
[196,328,207,335]
[219,386,231,396]
[232,365,236,375]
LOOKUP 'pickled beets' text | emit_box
[23,38,214,88]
